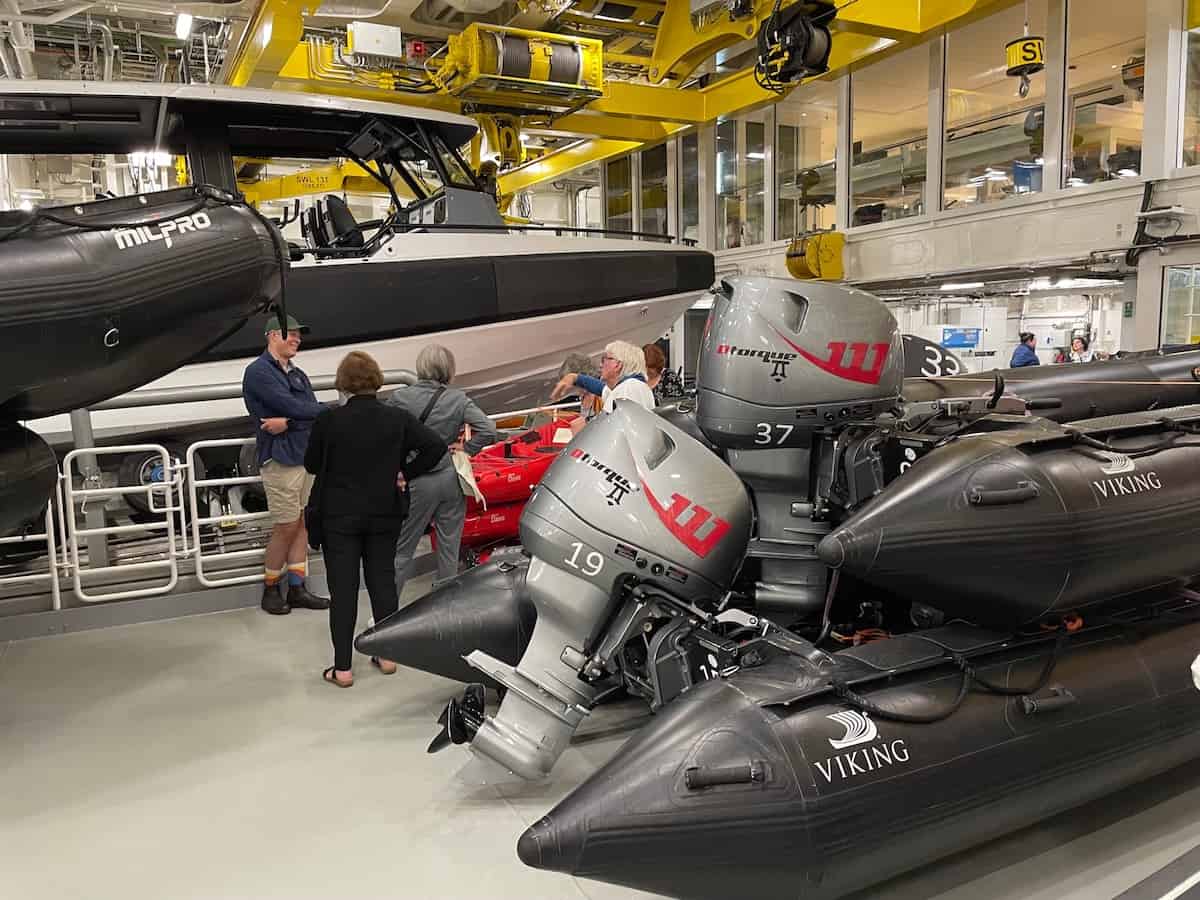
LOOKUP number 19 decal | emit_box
[755,422,795,445]
[565,541,604,576]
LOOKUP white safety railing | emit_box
[61,444,181,602]
[187,438,273,588]
[0,478,66,610]
[0,401,581,609]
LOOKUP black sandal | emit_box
[323,666,353,688]
[370,656,397,675]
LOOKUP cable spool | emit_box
[484,32,582,85]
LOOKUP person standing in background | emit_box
[383,344,500,593]
[550,340,655,414]
[242,314,329,616]
[305,351,446,688]
[643,343,667,403]
[1069,335,1098,363]
[1010,332,1040,368]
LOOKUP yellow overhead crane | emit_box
[224,0,1020,201]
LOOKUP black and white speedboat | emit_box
[0,82,713,443]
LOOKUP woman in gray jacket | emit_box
[384,344,500,592]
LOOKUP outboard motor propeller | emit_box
[438,401,753,780]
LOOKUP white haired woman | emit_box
[550,339,656,429]
[383,344,500,590]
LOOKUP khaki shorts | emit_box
[260,460,314,526]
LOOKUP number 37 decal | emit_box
[755,423,795,445]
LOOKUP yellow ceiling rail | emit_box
[1190,0,1200,31]
[239,160,416,204]
[226,0,316,88]
[497,139,640,195]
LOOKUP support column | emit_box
[666,137,680,241]
[69,409,109,569]
[697,123,716,251]
[836,74,851,230]
[1141,0,1186,179]
[764,104,778,245]
[1041,0,1069,195]
[925,36,946,216]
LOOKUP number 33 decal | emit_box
[921,343,963,377]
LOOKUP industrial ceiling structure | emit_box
[0,0,1129,201]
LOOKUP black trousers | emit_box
[322,514,403,671]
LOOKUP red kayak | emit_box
[467,418,577,512]
[430,417,578,563]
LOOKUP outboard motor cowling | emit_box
[451,401,752,780]
[695,276,902,618]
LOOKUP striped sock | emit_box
[264,566,285,587]
[287,561,306,587]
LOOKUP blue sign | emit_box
[942,327,981,349]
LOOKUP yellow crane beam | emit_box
[225,0,316,89]
[497,139,641,195]
[239,161,416,204]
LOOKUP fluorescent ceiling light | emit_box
[939,281,984,291]
[175,13,193,40]
[746,152,765,159]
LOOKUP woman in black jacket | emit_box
[304,351,446,688]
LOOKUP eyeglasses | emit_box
[601,354,617,363]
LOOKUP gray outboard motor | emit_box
[434,400,752,780]
[696,276,904,617]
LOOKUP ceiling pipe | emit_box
[0,36,17,77]
[1,1,93,25]
[0,0,36,77]
[312,0,393,19]
[87,17,114,79]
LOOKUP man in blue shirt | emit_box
[1010,332,1040,368]
[243,314,329,615]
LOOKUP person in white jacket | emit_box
[551,340,656,432]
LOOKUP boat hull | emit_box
[28,282,704,442]
[518,613,1200,900]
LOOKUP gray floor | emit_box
[3,578,1200,900]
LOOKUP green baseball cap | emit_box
[265,313,308,335]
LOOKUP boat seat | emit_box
[323,195,365,248]
[304,206,331,248]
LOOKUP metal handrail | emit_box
[93,368,419,411]
[293,220,698,260]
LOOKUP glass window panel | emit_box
[2,152,186,212]
[944,1,1049,209]
[715,110,767,250]
[776,79,838,237]
[679,132,700,243]
[1065,0,1145,187]
[640,144,669,235]
[606,155,633,232]
[1162,266,1200,347]
[851,42,929,225]
[1183,31,1200,167]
